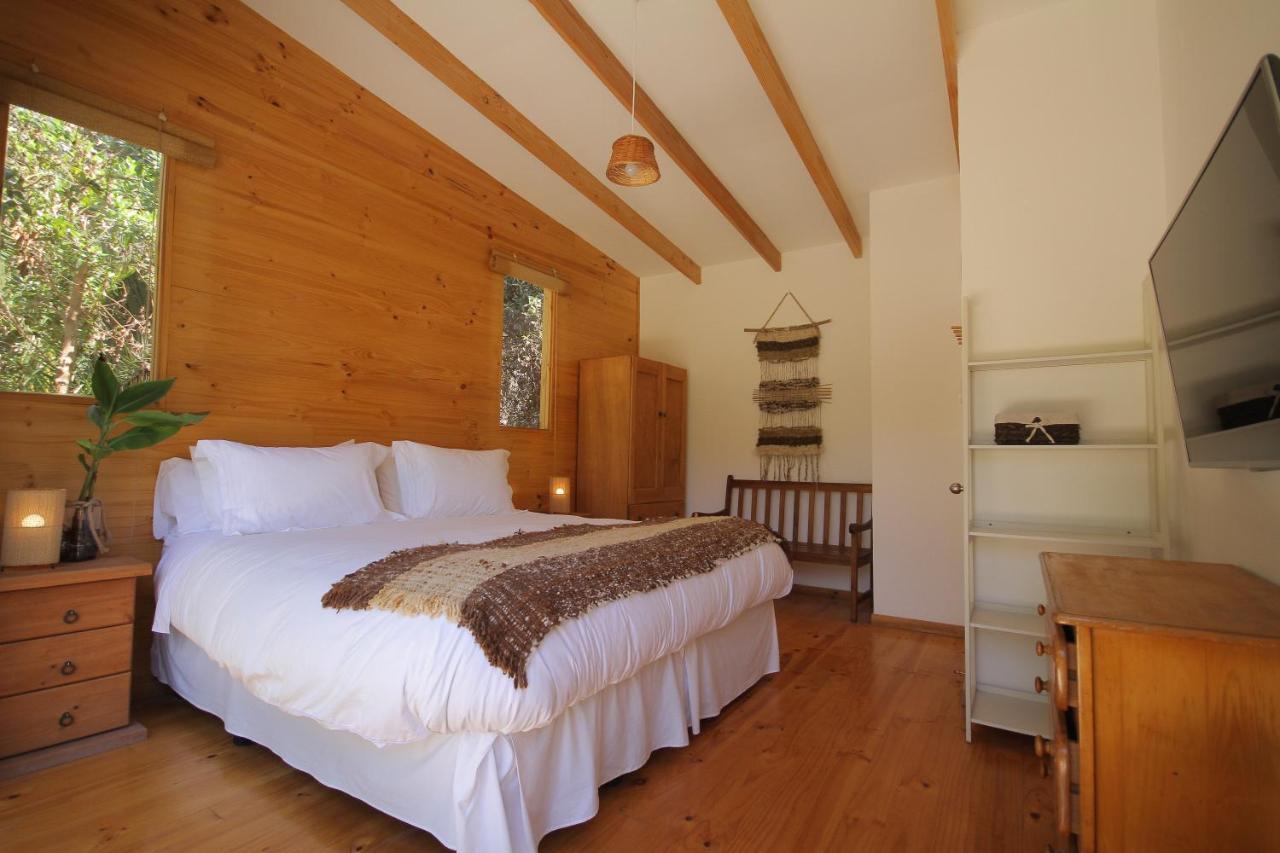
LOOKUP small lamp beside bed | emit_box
[0,488,66,569]
[548,476,572,514]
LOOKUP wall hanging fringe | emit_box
[746,292,831,482]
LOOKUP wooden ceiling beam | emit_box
[341,0,701,284]
[529,0,783,272]
[935,0,959,159]
[714,0,863,259]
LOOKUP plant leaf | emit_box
[91,356,119,410]
[75,438,103,458]
[86,404,107,430]
[123,410,206,428]
[113,377,176,414]
[105,423,182,452]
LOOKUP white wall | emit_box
[868,176,965,625]
[1154,0,1280,582]
[640,243,871,589]
[959,0,1167,357]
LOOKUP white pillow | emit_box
[375,449,404,514]
[194,439,388,535]
[152,458,216,539]
[392,441,514,519]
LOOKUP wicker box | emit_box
[994,411,1081,445]
[1215,382,1280,431]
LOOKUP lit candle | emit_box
[548,476,572,515]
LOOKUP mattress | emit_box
[152,510,793,743]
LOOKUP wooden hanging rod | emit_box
[743,319,831,333]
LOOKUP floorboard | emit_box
[0,595,1054,851]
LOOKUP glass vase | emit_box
[61,498,110,563]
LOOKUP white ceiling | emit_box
[955,0,1070,33]
[244,0,958,277]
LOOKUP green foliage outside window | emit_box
[500,276,548,429]
[1,105,161,396]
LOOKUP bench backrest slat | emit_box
[720,476,871,546]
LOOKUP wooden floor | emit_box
[0,594,1054,851]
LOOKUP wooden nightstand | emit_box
[0,556,152,779]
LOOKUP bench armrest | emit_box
[848,519,873,534]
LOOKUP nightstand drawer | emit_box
[0,578,134,643]
[0,672,131,758]
[0,624,134,697]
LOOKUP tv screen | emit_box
[1151,54,1280,470]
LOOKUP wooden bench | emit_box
[695,476,873,622]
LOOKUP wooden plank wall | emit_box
[0,0,639,568]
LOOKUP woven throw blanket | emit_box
[322,516,778,688]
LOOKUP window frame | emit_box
[0,99,172,403]
[497,272,557,432]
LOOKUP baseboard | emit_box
[789,583,852,600]
[871,613,963,638]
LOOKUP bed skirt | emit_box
[152,600,780,853]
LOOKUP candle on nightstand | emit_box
[1,489,67,568]
[548,476,572,515]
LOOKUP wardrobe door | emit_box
[630,358,665,504]
[658,364,687,501]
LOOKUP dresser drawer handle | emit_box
[1034,676,1048,694]
[1035,640,1047,656]
[63,608,80,624]
[58,711,75,728]
[1036,603,1046,616]
[60,660,77,676]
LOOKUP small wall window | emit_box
[1,104,162,396]
[499,275,553,429]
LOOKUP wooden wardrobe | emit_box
[577,355,686,521]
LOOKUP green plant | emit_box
[76,356,207,501]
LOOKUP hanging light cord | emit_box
[630,0,638,134]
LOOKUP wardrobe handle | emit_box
[60,660,77,676]
[59,711,75,728]
[63,608,80,624]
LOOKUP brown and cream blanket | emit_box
[322,516,778,688]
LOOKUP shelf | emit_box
[970,605,1048,637]
[971,688,1053,738]
[968,348,1152,372]
[969,441,1156,451]
[969,521,1162,548]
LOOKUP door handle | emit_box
[949,482,964,494]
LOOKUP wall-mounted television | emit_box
[1150,54,1280,471]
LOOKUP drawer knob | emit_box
[58,711,75,728]
[63,608,80,624]
[60,660,77,676]
[1036,603,1046,616]
[1035,640,1047,656]
[1034,676,1048,694]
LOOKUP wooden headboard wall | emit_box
[0,0,639,566]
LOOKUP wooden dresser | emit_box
[0,556,152,778]
[1038,552,1280,852]
[577,355,687,521]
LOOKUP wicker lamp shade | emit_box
[1,488,66,568]
[606,134,660,186]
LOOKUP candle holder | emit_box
[1,488,67,569]
[548,476,572,515]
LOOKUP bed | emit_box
[151,507,792,852]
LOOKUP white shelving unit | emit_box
[960,294,1169,742]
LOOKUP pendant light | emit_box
[607,0,660,186]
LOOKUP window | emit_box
[1,104,162,396]
[499,275,553,429]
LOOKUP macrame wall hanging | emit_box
[746,292,832,481]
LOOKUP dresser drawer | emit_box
[0,624,134,698]
[0,578,134,643]
[0,672,131,758]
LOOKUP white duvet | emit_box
[153,511,792,746]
